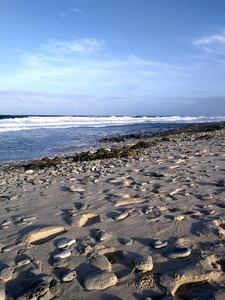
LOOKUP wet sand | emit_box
[0,123,225,300]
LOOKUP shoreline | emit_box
[0,121,225,299]
[1,122,224,171]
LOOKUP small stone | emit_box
[53,258,68,269]
[69,186,85,193]
[173,215,185,221]
[95,230,109,241]
[56,238,76,249]
[152,240,168,249]
[2,245,15,252]
[53,250,71,260]
[66,209,77,214]
[61,270,77,282]
[217,180,225,187]
[0,268,13,282]
[0,220,11,227]
[143,207,153,214]
[84,270,117,290]
[16,257,31,267]
[9,195,18,201]
[120,238,133,245]
[114,211,129,221]
[22,216,37,222]
[205,209,215,215]
[202,204,213,209]
[90,255,112,272]
[164,247,191,259]
[201,194,213,200]
[134,255,153,272]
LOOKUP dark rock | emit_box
[130,141,153,149]
[25,156,62,170]
[77,147,139,162]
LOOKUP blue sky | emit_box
[0,0,225,116]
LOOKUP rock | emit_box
[84,270,117,290]
[0,268,13,282]
[217,180,225,187]
[56,238,76,249]
[173,215,185,221]
[53,250,71,260]
[25,156,62,170]
[0,220,11,227]
[90,255,112,272]
[120,238,133,245]
[17,276,60,300]
[152,240,168,249]
[164,247,191,259]
[61,270,77,282]
[201,194,213,200]
[70,213,101,227]
[53,258,68,268]
[134,255,153,272]
[95,230,109,241]
[16,257,31,267]
[77,147,139,162]
[69,186,85,193]
[0,289,5,300]
[23,226,66,245]
[2,245,16,252]
[114,211,129,221]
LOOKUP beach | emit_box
[0,122,225,300]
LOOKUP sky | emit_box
[0,0,225,116]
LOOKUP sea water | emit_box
[0,115,225,163]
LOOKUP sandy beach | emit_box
[0,123,225,300]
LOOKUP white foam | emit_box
[0,115,224,133]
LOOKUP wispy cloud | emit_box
[0,36,224,112]
[194,31,225,55]
[72,8,84,15]
[40,38,105,55]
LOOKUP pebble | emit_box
[69,186,85,193]
[121,238,133,245]
[61,270,77,282]
[22,216,37,222]
[56,238,76,249]
[95,230,109,241]
[205,209,215,215]
[134,255,153,272]
[16,257,31,267]
[2,244,16,252]
[90,255,112,272]
[202,204,213,209]
[53,250,71,260]
[0,268,13,282]
[201,194,213,200]
[217,180,225,187]
[173,215,185,221]
[9,195,18,201]
[164,247,191,259]
[152,240,168,249]
[53,258,68,268]
[143,207,153,214]
[84,270,117,290]
[114,211,129,221]
[0,220,11,227]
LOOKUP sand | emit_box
[0,123,225,300]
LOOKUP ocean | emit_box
[0,115,225,163]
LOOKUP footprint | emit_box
[175,280,217,299]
